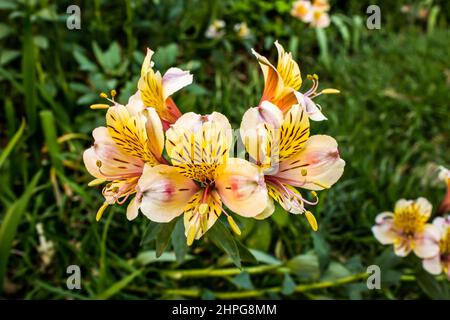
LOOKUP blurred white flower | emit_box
[234,22,251,39]
[36,223,55,268]
[205,20,226,39]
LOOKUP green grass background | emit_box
[0,0,449,299]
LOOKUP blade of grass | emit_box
[0,118,25,169]
[22,15,37,133]
[0,170,42,292]
[40,110,63,173]
[95,269,143,300]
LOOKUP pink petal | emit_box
[138,164,199,223]
[276,135,345,190]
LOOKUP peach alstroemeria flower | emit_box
[438,166,450,214]
[83,91,165,221]
[309,5,331,29]
[291,1,312,21]
[291,0,330,29]
[138,48,193,128]
[252,41,338,121]
[240,102,345,230]
[372,198,440,258]
[422,216,450,279]
[137,112,269,245]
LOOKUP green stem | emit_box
[163,272,369,299]
[161,264,287,279]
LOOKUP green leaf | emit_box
[171,218,188,263]
[249,249,281,265]
[281,273,296,295]
[155,219,177,258]
[271,203,289,227]
[416,270,449,300]
[286,251,320,280]
[235,239,257,264]
[153,43,178,70]
[208,219,241,268]
[0,118,25,169]
[312,231,330,273]
[0,23,12,40]
[246,219,271,251]
[73,50,98,72]
[230,271,254,290]
[0,171,42,292]
[321,262,351,281]
[0,50,20,66]
[141,220,161,245]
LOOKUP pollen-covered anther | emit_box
[227,216,242,236]
[305,210,318,231]
[96,201,109,221]
[90,104,110,110]
[321,88,340,95]
[187,225,197,246]
[88,178,106,187]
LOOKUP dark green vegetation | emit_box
[0,0,449,299]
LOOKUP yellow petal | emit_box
[275,41,302,91]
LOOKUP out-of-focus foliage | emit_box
[0,0,449,299]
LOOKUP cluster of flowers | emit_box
[291,0,331,29]
[205,20,251,39]
[373,167,450,279]
[83,41,345,245]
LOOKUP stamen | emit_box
[305,211,318,231]
[227,216,242,236]
[88,178,106,187]
[96,202,109,221]
[90,104,110,110]
[187,225,197,246]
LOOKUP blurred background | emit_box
[0,0,449,299]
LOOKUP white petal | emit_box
[162,67,193,100]
[371,224,396,245]
[422,256,442,275]
[414,224,440,258]
[295,92,327,121]
[126,196,140,221]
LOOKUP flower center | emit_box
[393,204,428,236]
[439,226,450,256]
